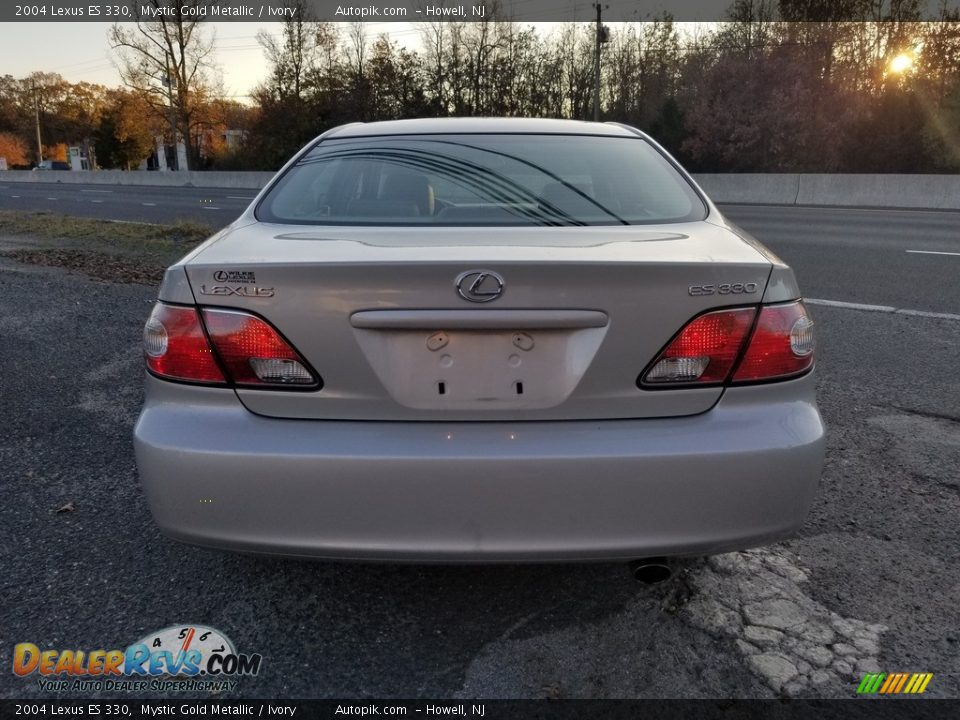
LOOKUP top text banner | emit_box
[5,0,960,23]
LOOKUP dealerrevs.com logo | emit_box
[13,625,261,693]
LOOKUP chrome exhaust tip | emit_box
[628,557,675,584]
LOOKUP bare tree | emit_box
[419,19,449,113]
[462,15,502,114]
[257,0,318,101]
[347,22,368,80]
[110,0,221,170]
[718,0,778,57]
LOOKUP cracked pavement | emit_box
[1,249,958,700]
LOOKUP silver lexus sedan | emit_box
[134,118,825,570]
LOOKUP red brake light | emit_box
[732,301,814,382]
[143,303,319,388]
[143,304,225,384]
[641,307,757,386]
[201,308,318,387]
[641,301,816,387]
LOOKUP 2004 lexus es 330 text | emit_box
[133,118,825,566]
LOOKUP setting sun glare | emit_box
[889,53,914,74]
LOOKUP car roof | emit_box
[326,117,642,138]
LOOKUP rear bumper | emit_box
[133,374,825,561]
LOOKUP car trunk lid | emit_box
[182,222,772,421]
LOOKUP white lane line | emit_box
[142,202,157,206]
[807,299,896,312]
[90,200,103,203]
[80,189,113,194]
[721,203,960,216]
[226,195,255,200]
[46,197,57,200]
[807,298,960,321]
[202,206,221,210]
[10,195,20,198]
[895,309,960,320]
[906,250,960,257]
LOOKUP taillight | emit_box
[641,307,756,386]
[732,301,814,382]
[143,304,225,383]
[640,301,815,387]
[202,308,318,387]
[143,303,319,388]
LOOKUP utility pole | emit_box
[33,79,43,165]
[592,4,609,122]
[163,51,180,171]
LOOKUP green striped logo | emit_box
[858,672,933,694]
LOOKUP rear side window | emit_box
[256,134,706,227]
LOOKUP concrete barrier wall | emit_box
[693,174,801,206]
[794,174,960,211]
[2,170,959,209]
[694,173,960,210]
[0,169,275,190]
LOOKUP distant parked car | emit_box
[134,118,825,576]
[32,160,71,171]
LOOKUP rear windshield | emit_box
[256,133,706,227]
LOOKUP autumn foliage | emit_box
[242,12,960,173]
[0,131,29,166]
[1,4,959,173]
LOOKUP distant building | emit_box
[222,129,246,151]
[140,136,188,171]
[68,145,92,171]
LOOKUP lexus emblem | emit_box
[455,270,505,303]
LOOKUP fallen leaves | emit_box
[2,249,165,285]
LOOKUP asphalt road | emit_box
[0,191,959,701]
[722,204,960,315]
[0,180,255,226]
[2,181,958,315]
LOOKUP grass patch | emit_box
[0,209,210,245]
[0,210,214,284]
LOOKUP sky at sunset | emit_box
[0,22,426,101]
[0,20,583,102]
